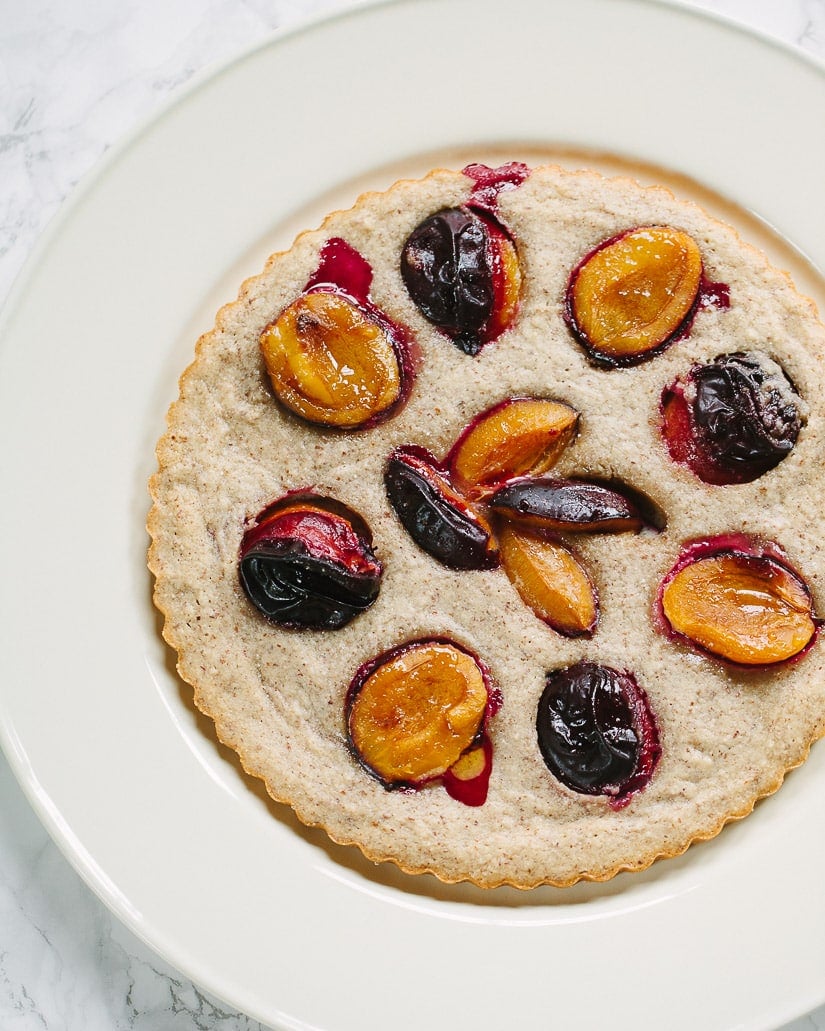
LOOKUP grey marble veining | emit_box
[1,1,825,1028]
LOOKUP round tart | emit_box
[148,164,825,887]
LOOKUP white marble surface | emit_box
[1,0,825,1028]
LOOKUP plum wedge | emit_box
[489,477,646,534]
[448,397,579,499]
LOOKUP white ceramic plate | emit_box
[2,1,825,1028]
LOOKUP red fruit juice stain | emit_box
[307,236,373,302]
[699,275,731,310]
[443,736,494,807]
[463,162,531,215]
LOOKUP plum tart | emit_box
[149,164,825,887]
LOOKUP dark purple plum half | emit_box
[238,495,382,630]
[537,662,660,804]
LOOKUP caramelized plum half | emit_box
[385,445,499,570]
[499,525,598,637]
[659,540,817,666]
[448,397,579,498]
[238,494,382,629]
[490,477,646,534]
[661,352,803,484]
[260,290,404,428]
[401,207,521,355]
[346,639,495,788]
[537,662,660,803]
[566,226,702,366]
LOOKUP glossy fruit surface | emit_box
[260,290,403,428]
[385,445,499,570]
[536,662,660,802]
[660,545,816,665]
[448,397,579,498]
[567,226,702,365]
[661,352,803,484]
[238,494,382,629]
[400,207,521,355]
[346,639,491,786]
[490,477,645,534]
[499,525,598,636]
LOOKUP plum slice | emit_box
[537,662,660,805]
[385,445,499,570]
[260,289,405,429]
[499,524,598,637]
[489,477,646,534]
[566,226,703,366]
[659,539,818,666]
[447,396,579,499]
[661,352,803,484]
[238,494,382,629]
[346,638,498,794]
[400,206,521,355]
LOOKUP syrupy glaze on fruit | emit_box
[398,165,527,356]
[385,444,500,571]
[386,399,662,642]
[655,534,821,668]
[660,351,803,485]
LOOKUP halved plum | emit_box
[659,538,818,665]
[447,397,579,499]
[661,352,803,484]
[260,289,405,429]
[566,226,703,366]
[346,638,498,795]
[400,206,521,355]
[536,662,660,805]
[498,524,598,637]
[238,493,382,629]
[385,445,499,570]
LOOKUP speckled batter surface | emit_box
[148,165,825,887]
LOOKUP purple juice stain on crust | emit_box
[442,736,494,807]
[307,236,373,301]
[699,275,731,311]
[462,162,531,214]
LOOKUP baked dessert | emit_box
[148,163,825,887]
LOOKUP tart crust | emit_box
[148,165,825,888]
